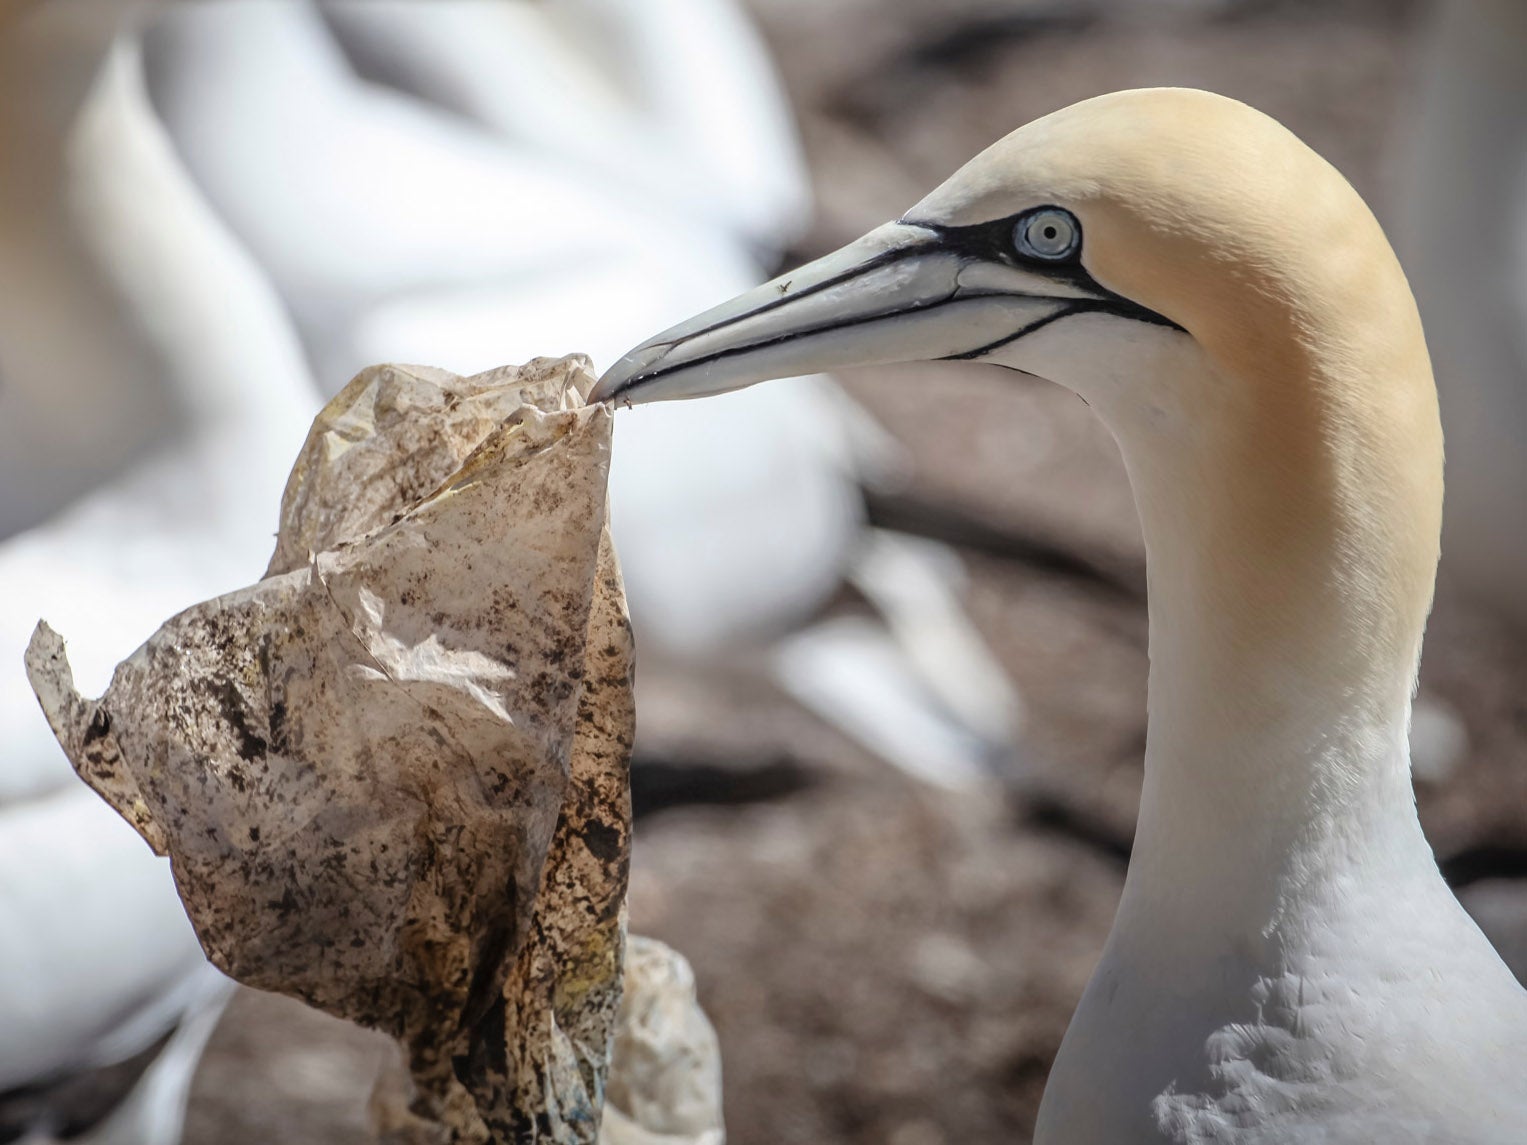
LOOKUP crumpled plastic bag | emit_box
[26,355,716,1142]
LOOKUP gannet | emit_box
[593,88,1527,1142]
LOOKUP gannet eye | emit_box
[1015,208,1080,261]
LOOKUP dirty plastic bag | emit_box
[25,355,712,1142]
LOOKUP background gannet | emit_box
[0,1,1016,1135]
[0,12,275,1140]
[126,0,1021,785]
[593,88,1527,1142]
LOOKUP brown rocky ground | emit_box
[186,3,1527,1143]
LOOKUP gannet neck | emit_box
[1114,350,1436,932]
[1040,310,1507,1142]
[1094,228,1444,930]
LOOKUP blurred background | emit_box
[3,1,1527,1143]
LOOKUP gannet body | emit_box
[593,88,1527,1142]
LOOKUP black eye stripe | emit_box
[903,206,1081,270]
[901,209,1096,292]
[899,208,1183,333]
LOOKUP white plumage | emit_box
[0,16,283,1139]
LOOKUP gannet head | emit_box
[595,87,1413,421]
[593,86,1202,411]
[594,88,1443,696]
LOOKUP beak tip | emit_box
[589,363,638,407]
[591,342,673,407]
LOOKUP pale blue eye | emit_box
[1016,209,1079,260]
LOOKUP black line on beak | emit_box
[942,303,1083,361]
[615,288,1036,393]
[646,232,943,353]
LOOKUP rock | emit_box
[602,937,724,1145]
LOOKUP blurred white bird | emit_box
[0,788,232,1145]
[0,3,1023,1135]
[134,0,1022,782]
[0,7,292,1139]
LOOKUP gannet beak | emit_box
[591,218,1120,406]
